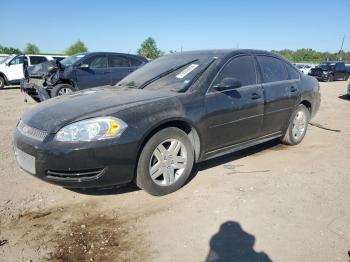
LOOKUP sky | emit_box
[1,0,349,54]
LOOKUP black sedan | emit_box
[13,49,321,195]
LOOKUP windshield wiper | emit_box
[138,59,198,89]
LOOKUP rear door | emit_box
[256,55,300,136]
[204,55,264,152]
[75,55,110,89]
[109,55,133,85]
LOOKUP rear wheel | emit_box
[281,104,310,145]
[51,84,74,97]
[136,127,194,196]
[0,76,5,89]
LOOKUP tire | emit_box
[327,74,334,82]
[136,127,194,196]
[0,76,5,89]
[51,84,74,97]
[281,104,310,145]
[344,74,349,81]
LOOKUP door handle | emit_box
[290,86,297,92]
[251,93,261,100]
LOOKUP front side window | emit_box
[84,55,107,69]
[60,54,86,67]
[29,56,48,65]
[257,56,288,83]
[9,56,24,65]
[109,55,130,67]
[213,55,257,88]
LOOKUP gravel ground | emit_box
[0,81,349,262]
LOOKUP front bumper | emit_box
[13,127,139,188]
[20,79,50,102]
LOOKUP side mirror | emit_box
[79,64,89,69]
[213,77,242,91]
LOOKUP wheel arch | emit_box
[0,71,9,84]
[137,119,202,165]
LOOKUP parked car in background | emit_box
[21,52,148,102]
[296,64,313,75]
[13,49,321,195]
[308,61,349,82]
[347,81,350,98]
[0,54,67,88]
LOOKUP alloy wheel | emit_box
[292,110,307,141]
[149,139,187,186]
[57,88,73,96]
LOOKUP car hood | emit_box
[22,86,174,133]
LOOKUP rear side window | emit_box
[257,56,288,83]
[109,55,130,67]
[213,55,257,87]
[286,64,300,80]
[129,57,142,67]
[84,55,108,68]
[29,56,48,65]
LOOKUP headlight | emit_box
[55,117,128,142]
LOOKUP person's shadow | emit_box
[206,221,272,262]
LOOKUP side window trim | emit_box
[256,55,289,83]
[206,54,258,94]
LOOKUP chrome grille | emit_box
[17,120,48,141]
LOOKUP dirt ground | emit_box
[0,81,349,262]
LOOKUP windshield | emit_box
[117,54,215,91]
[60,54,86,67]
[318,62,335,70]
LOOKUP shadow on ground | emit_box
[338,94,349,101]
[206,221,272,262]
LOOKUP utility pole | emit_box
[338,35,345,61]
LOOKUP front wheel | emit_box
[136,127,194,196]
[281,104,310,145]
[327,74,334,82]
[51,84,74,97]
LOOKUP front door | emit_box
[204,55,264,153]
[6,55,24,81]
[75,55,110,89]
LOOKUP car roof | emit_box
[76,51,147,60]
[167,49,281,57]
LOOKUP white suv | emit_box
[0,54,66,88]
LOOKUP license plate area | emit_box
[14,146,36,175]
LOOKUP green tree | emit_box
[64,40,88,56]
[0,45,22,54]
[137,37,162,60]
[24,43,40,54]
